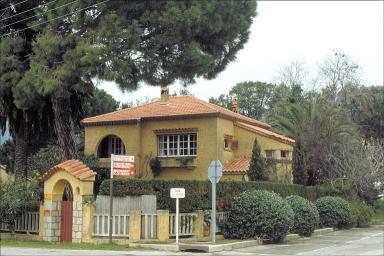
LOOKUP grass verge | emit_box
[0,239,133,251]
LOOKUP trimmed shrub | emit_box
[350,200,374,227]
[223,190,294,243]
[315,196,353,229]
[285,195,319,236]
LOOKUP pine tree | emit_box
[9,0,257,160]
[248,138,268,181]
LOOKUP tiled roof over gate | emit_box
[40,159,96,181]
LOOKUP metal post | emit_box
[176,198,179,244]
[211,176,216,243]
[109,154,114,244]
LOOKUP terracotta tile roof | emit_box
[82,95,270,129]
[235,122,295,145]
[40,160,96,182]
[223,157,251,175]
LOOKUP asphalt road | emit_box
[1,225,383,256]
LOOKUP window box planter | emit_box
[158,157,197,168]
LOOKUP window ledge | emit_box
[157,157,197,168]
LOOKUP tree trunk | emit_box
[14,120,28,178]
[51,97,77,160]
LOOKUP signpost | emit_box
[109,154,135,243]
[170,188,185,244]
[208,160,222,243]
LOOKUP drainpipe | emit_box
[136,118,142,177]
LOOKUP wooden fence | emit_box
[0,212,39,234]
[141,214,157,239]
[93,214,129,237]
[169,213,196,237]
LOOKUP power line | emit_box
[0,0,59,22]
[0,0,108,38]
[1,0,79,29]
[0,0,29,13]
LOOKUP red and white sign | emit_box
[111,155,135,177]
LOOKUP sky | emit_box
[98,1,384,104]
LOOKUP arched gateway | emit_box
[40,160,96,243]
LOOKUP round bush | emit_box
[350,200,374,227]
[223,190,294,243]
[315,196,352,229]
[286,195,319,236]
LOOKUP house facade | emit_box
[82,89,295,182]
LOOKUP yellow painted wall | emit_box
[84,116,293,182]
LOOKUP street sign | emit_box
[208,160,223,183]
[207,159,222,244]
[170,188,185,198]
[170,188,185,244]
[112,155,135,177]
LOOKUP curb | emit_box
[130,228,335,253]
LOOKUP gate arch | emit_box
[41,160,96,243]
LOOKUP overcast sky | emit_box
[98,1,384,104]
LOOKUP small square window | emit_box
[224,139,229,149]
[265,150,274,158]
[281,150,288,159]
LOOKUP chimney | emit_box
[231,98,239,113]
[160,86,169,104]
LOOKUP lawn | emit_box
[0,239,134,251]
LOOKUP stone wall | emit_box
[72,201,83,243]
[43,201,61,242]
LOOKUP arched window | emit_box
[97,135,126,158]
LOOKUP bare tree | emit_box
[318,49,361,101]
[276,59,308,87]
[326,139,384,202]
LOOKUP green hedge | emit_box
[98,178,355,212]
[223,190,294,242]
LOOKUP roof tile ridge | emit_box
[83,99,161,122]
[188,95,225,113]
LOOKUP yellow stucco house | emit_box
[82,89,295,182]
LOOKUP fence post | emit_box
[39,203,45,238]
[194,210,204,240]
[82,204,95,243]
[129,211,141,241]
[156,210,169,241]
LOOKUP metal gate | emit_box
[60,201,73,243]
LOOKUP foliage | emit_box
[271,96,358,185]
[315,196,353,229]
[248,139,268,181]
[0,176,40,233]
[223,190,294,242]
[0,140,14,171]
[27,145,62,176]
[285,195,319,236]
[176,156,195,167]
[149,158,161,177]
[98,179,354,212]
[84,88,119,118]
[326,139,384,204]
[373,198,384,211]
[349,200,374,227]
[292,142,307,185]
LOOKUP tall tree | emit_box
[0,0,52,176]
[11,0,257,160]
[248,138,267,181]
[271,96,358,185]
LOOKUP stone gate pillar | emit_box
[40,160,96,243]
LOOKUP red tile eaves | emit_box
[40,159,96,182]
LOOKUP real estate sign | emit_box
[112,155,135,177]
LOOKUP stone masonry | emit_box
[72,200,83,243]
[43,201,61,242]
